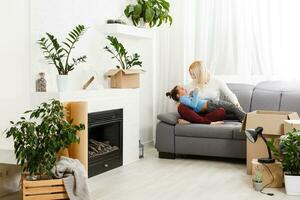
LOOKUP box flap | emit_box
[104,69,121,78]
[123,69,145,74]
[284,119,300,125]
[288,112,300,120]
[255,110,294,115]
[104,68,145,78]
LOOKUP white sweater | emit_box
[185,77,239,105]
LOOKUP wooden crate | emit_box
[22,174,69,200]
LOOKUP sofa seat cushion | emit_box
[175,121,242,140]
[230,121,246,140]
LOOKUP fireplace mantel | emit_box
[31,89,140,165]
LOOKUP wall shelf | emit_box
[101,24,153,39]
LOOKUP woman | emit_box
[187,61,240,107]
[177,60,241,124]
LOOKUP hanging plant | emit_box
[124,0,172,28]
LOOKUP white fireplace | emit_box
[31,89,140,165]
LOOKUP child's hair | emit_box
[166,85,179,102]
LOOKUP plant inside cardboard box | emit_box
[104,35,142,70]
[103,36,144,88]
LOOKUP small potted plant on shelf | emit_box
[252,166,264,191]
[267,129,300,195]
[103,35,143,88]
[38,25,87,92]
[124,0,172,28]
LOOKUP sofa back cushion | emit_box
[227,83,254,112]
[250,81,300,114]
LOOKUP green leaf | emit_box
[145,7,155,23]
[133,4,143,18]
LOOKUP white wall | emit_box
[0,0,30,150]
[29,0,154,143]
[0,0,154,150]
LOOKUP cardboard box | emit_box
[284,120,300,133]
[243,110,299,136]
[244,110,299,174]
[104,69,144,88]
[252,159,283,188]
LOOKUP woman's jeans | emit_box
[206,100,246,121]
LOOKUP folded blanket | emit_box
[51,156,91,200]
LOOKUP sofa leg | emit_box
[159,152,176,159]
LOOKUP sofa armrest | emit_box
[157,112,180,125]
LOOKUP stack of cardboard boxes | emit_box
[243,110,300,188]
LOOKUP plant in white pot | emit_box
[38,25,87,92]
[268,129,300,195]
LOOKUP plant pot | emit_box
[22,173,68,199]
[284,174,300,195]
[253,181,263,191]
[57,75,72,92]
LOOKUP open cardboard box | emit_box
[242,110,299,174]
[284,119,300,133]
[104,69,144,88]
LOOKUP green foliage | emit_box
[5,100,85,176]
[104,36,142,69]
[38,25,87,75]
[124,0,172,28]
[267,129,300,175]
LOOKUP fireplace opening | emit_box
[88,109,123,178]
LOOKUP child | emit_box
[166,85,246,122]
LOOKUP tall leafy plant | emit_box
[5,100,85,176]
[38,25,87,75]
[104,36,142,69]
[124,0,172,27]
[267,129,300,175]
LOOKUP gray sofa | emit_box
[155,81,300,159]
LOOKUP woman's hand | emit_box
[210,121,224,125]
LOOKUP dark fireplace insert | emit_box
[88,109,123,178]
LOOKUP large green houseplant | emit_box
[5,100,85,178]
[38,24,87,91]
[124,0,172,28]
[267,129,300,195]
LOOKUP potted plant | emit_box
[124,0,172,28]
[252,166,264,191]
[4,99,85,179]
[38,25,87,92]
[103,35,143,88]
[268,129,300,195]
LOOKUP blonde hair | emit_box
[189,61,211,88]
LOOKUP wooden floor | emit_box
[2,145,299,200]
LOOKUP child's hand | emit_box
[210,121,224,125]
